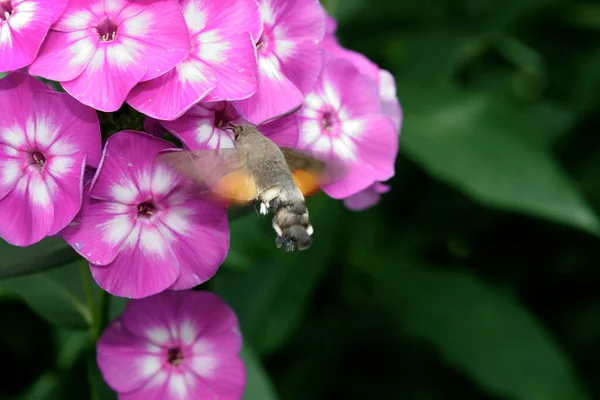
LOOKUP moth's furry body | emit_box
[233,125,313,251]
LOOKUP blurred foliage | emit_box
[2,0,600,398]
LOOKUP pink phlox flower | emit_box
[233,0,325,124]
[98,290,245,399]
[296,55,398,199]
[343,181,390,211]
[323,14,403,132]
[0,71,101,246]
[61,130,229,299]
[161,101,298,151]
[0,0,67,72]
[28,0,190,112]
[127,0,262,121]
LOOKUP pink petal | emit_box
[352,116,398,181]
[0,145,28,200]
[89,131,175,203]
[31,90,101,166]
[44,152,86,235]
[117,0,190,82]
[0,71,48,129]
[258,113,299,148]
[343,182,390,211]
[325,14,337,34]
[176,292,241,350]
[61,195,136,265]
[97,318,164,394]
[61,43,147,112]
[275,39,323,95]
[51,0,101,32]
[0,0,67,72]
[233,55,303,124]
[0,170,54,246]
[320,56,381,118]
[261,0,325,94]
[119,370,192,400]
[324,116,398,198]
[186,356,245,399]
[90,222,180,299]
[265,0,324,41]
[199,32,259,102]
[28,29,99,82]
[379,69,403,132]
[163,196,229,290]
[184,0,262,41]
[126,60,217,121]
[120,291,184,344]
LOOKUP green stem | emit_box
[79,259,96,331]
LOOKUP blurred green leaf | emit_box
[215,195,342,355]
[242,346,279,400]
[401,85,600,236]
[0,262,92,329]
[0,237,79,279]
[358,259,591,400]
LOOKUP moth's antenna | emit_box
[256,105,302,127]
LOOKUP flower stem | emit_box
[79,259,96,329]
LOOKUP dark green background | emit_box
[2,0,600,398]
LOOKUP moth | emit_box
[159,111,341,252]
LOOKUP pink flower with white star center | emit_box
[0,72,101,246]
[233,0,325,124]
[61,130,229,299]
[0,0,67,72]
[98,290,245,399]
[28,0,190,112]
[126,0,262,121]
[160,101,298,151]
[296,56,398,199]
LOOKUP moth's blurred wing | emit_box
[280,148,347,196]
[158,149,258,203]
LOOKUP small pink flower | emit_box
[323,15,402,132]
[343,182,390,211]
[127,0,262,121]
[0,0,67,72]
[98,290,245,400]
[0,72,101,246]
[61,130,229,299]
[161,101,298,151]
[28,0,190,112]
[296,55,398,199]
[233,0,325,124]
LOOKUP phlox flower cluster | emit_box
[0,0,402,398]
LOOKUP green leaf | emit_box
[359,260,591,400]
[401,85,600,235]
[242,346,279,400]
[0,262,92,329]
[0,237,79,279]
[215,194,342,355]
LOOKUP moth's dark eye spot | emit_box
[166,347,184,366]
[96,18,118,42]
[137,201,155,217]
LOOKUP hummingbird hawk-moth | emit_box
[159,112,342,252]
